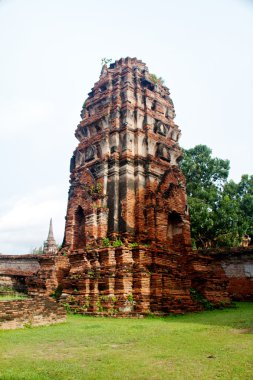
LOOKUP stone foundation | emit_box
[0,297,66,330]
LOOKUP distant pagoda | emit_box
[43,219,58,254]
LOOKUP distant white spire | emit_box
[47,218,54,240]
[43,218,58,255]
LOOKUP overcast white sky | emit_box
[0,0,252,254]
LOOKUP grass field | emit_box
[0,295,27,301]
[0,303,252,380]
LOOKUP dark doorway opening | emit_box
[167,211,183,245]
[74,206,86,249]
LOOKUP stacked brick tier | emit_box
[59,247,231,315]
[26,255,69,297]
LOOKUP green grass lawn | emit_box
[0,295,27,301]
[0,303,252,380]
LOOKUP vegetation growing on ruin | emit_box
[190,288,214,310]
[112,239,123,247]
[150,73,165,84]
[101,57,112,66]
[181,145,253,248]
[102,237,110,247]
[0,303,252,379]
[128,242,138,248]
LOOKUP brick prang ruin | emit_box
[63,57,191,251]
[59,57,230,315]
[1,58,252,328]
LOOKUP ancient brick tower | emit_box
[63,57,191,251]
[59,58,230,314]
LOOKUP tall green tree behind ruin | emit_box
[181,145,253,248]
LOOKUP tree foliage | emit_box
[31,246,44,254]
[180,145,253,248]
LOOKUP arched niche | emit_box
[81,126,89,138]
[73,206,86,249]
[141,136,148,156]
[151,100,156,111]
[167,212,183,243]
[154,121,167,136]
[121,133,127,151]
[95,124,102,133]
[88,122,103,137]
[84,146,96,162]
[156,143,171,162]
[171,130,178,142]
[96,144,102,159]
[75,150,85,167]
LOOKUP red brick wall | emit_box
[0,297,66,330]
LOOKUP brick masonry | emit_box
[0,254,40,276]
[2,248,252,315]
[198,247,253,301]
[0,297,66,330]
[59,247,201,315]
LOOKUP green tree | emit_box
[31,246,44,254]
[238,175,253,235]
[224,175,253,237]
[181,145,230,200]
[181,145,253,248]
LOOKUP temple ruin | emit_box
[63,57,190,251]
[1,57,252,328]
[58,58,230,314]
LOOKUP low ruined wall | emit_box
[0,254,65,298]
[197,247,253,301]
[221,252,253,301]
[0,255,40,276]
[0,297,66,330]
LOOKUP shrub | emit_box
[129,242,138,248]
[50,285,63,300]
[102,237,110,247]
[113,239,123,247]
[190,288,214,310]
[150,73,164,85]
